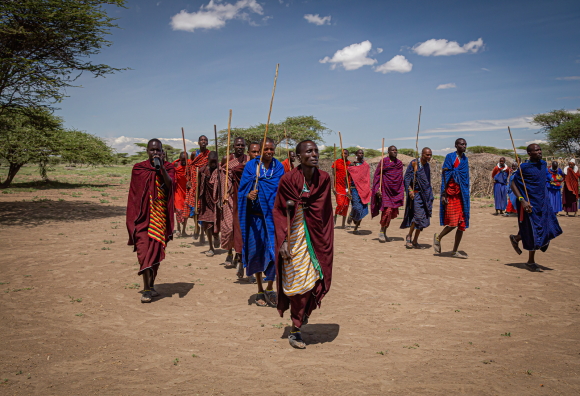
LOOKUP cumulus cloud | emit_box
[374,55,412,74]
[556,76,580,81]
[423,115,534,134]
[105,136,199,155]
[319,40,377,70]
[304,14,331,25]
[436,83,457,90]
[525,139,548,145]
[170,0,263,32]
[377,48,383,54]
[412,38,484,56]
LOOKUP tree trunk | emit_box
[0,163,23,189]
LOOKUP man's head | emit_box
[421,147,433,163]
[569,160,576,168]
[342,149,349,160]
[355,149,364,161]
[296,140,319,168]
[551,160,559,169]
[190,151,196,161]
[198,135,208,150]
[288,151,297,163]
[261,138,276,161]
[179,151,188,166]
[208,151,218,169]
[233,137,246,156]
[455,138,467,154]
[248,142,261,160]
[526,143,542,161]
[147,139,163,161]
[388,145,398,160]
[511,162,518,170]
[499,157,506,166]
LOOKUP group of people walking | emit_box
[126,136,565,348]
[493,157,579,218]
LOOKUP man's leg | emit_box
[141,268,153,303]
[255,273,267,306]
[433,226,454,253]
[288,291,312,349]
[205,223,215,256]
[341,216,346,229]
[412,228,422,245]
[452,229,464,253]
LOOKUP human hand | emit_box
[247,190,258,201]
[441,194,448,206]
[409,190,415,200]
[280,241,291,260]
[521,200,533,213]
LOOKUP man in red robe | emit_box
[562,159,579,216]
[219,137,249,266]
[172,151,190,236]
[274,140,333,349]
[281,151,296,173]
[126,139,175,303]
[185,135,210,241]
[332,149,351,228]
[198,151,221,257]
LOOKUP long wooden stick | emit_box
[379,138,385,193]
[214,125,222,208]
[412,106,422,191]
[194,167,199,223]
[223,109,232,204]
[338,131,350,194]
[254,63,280,190]
[333,144,337,190]
[508,126,530,202]
[181,127,188,175]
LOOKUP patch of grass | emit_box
[4,287,34,293]
[501,332,511,337]
[125,283,140,289]
[173,358,179,366]
[475,287,480,289]
[191,354,198,358]
[376,350,388,355]
[110,196,119,200]
[0,282,9,285]
[482,360,494,364]
[24,275,31,277]
[101,247,111,250]
[100,199,110,203]
[525,313,532,316]
[455,309,460,312]
[90,187,104,192]
[15,370,23,375]
[107,173,122,178]
[101,193,109,197]
[179,243,190,248]
[75,313,84,317]
[526,370,533,375]
[185,263,192,267]
[68,295,82,303]
[272,323,284,329]
[91,195,99,198]
[103,240,114,244]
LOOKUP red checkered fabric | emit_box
[380,207,399,228]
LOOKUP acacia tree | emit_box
[532,109,580,156]
[0,0,126,113]
[0,107,114,188]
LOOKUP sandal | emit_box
[141,290,152,303]
[236,260,244,279]
[509,235,522,255]
[405,235,414,249]
[255,292,268,307]
[205,250,215,257]
[150,287,160,297]
[288,331,306,349]
[525,262,542,272]
[413,242,426,249]
[265,290,278,307]
[378,232,386,243]
[452,251,468,259]
[433,233,441,253]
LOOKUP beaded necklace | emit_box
[260,161,275,179]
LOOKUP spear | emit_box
[223,109,232,205]
[412,106,422,192]
[338,131,350,196]
[508,126,530,202]
[254,64,279,190]
[379,137,385,195]
[181,127,188,175]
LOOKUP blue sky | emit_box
[55,0,580,155]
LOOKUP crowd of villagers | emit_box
[126,135,565,348]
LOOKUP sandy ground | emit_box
[1,172,579,395]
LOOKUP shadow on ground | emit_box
[152,282,195,300]
[281,323,340,345]
[505,263,554,272]
[0,201,126,226]
[2,180,117,191]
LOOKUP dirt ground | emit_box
[1,165,579,395]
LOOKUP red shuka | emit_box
[126,160,175,273]
[273,166,334,319]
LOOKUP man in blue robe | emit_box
[238,138,284,307]
[401,147,434,249]
[492,157,510,215]
[509,144,563,272]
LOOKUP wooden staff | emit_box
[181,127,188,175]
[223,109,232,205]
[412,106,422,191]
[508,126,530,202]
[333,144,337,190]
[214,124,222,208]
[286,200,295,249]
[194,167,199,223]
[254,63,279,190]
[338,131,350,195]
[379,137,385,194]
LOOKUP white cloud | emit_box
[319,40,377,70]
[423,115,534,134]
[436,83,457,90]
[170,0,264,32]
[377,48,383,54]
[481,68,490,71]
[392,134,473,141]
[412,38,484,56]
[105,136,199,155]
[525,139,548,145]
[556,76,580,81]
[374,55,412,74]
[304,14,331,25]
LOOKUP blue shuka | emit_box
[493,166,509,211]
[401,160,434,230]
[513,160,562,251]
[440,152,471,228]
[238,157,284,280]
[546,167,563,213]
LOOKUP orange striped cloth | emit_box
[148,176,168,246]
